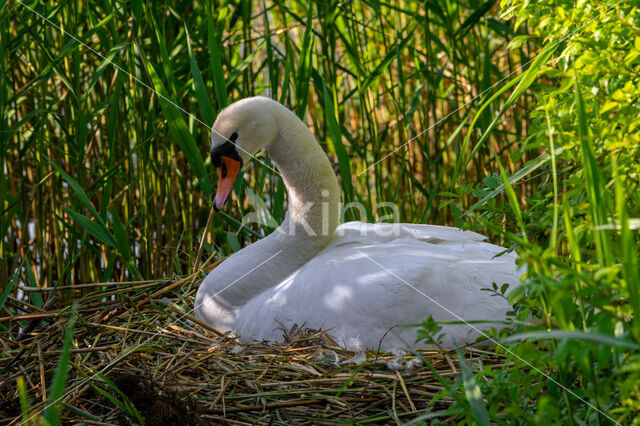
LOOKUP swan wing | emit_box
[234,222,522,351]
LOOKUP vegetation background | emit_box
[1,0,639,423]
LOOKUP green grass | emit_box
[1,0,639,423]
[1,0,532,283]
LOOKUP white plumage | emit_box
[194,97,522,351]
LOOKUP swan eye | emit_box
[229,131,238,142]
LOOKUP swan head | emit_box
[210,97,278,210]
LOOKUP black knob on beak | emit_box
[211,141,242,168]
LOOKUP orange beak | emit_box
[213,156,242,211]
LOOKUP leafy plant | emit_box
[430,1,640,422]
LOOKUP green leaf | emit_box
[64,207,117,249]
[43,312,77,425]
[456,43,557,184]
[48,158,107,227]
[18,377,31,423]
[508,35,530,50]
[225,40,266,89]
[575,69,612,266]
[294,4,315,118]
[186,25,215,126]
[612,154,640,337]
[456,348,491,426]
[92,372,145,424]
[498,160,527,241]
[149,11,179,100]
[60,403,101,422]
[601,101,619,113]
[207,8,227,108]
[226,231,242,252]
[311,68,354,204]
[141,48,211,197]
[107,206,131,261]
[456,0,497,37]
[360,25,414,93]
[243,186,278,229]
[504,330,640,350]
[404,83,424,128]
[468,148,563,213]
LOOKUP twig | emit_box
[193,205,217,274]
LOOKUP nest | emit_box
[0,266,507,424]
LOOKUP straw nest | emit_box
[0,264,506,425]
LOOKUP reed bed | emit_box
[0,264,505,424]
[0,0,531,286]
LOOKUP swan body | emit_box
[195,97,522,351]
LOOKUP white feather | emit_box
[195,97,523,352]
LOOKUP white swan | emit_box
[194,97,522,351]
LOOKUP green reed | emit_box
[1,0,529,285]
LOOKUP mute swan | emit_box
[194,97,522,351]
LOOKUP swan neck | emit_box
[267,108,341,240]
[194,100,343,325]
